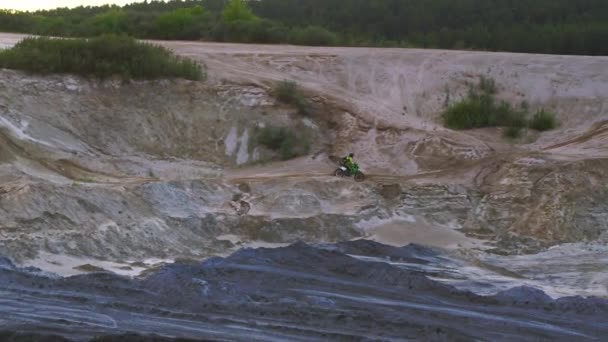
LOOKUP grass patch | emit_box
[0,35,204,80]
[443,77,557,135]
[478,75,497,94]
[256,125,310,160]
[529,109,557,131]
[272,80,311,116]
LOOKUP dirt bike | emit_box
[334,162,365,182]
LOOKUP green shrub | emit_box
[442,93,501,129]
[479,75,497,94]
[257,125,287,150]
[503,126,522,139]
[497,102,527,128]
[290,26,339,46]
[442,78,506,129]
[442,99,481,129]
[273,80,311,116]
[256,125,310,160]
[0,35,204,80]
[443,77,557,135]
[274,80,298,102]
[529,109,557,131]
[296,100,311,116]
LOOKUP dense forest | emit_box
[1,0,607,55]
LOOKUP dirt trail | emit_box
[543,120,608,152]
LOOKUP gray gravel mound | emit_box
[1,240,606,341]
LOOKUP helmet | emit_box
[349,153,354,157]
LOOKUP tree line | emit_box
[1,0,606,55]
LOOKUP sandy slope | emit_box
[3,33,607,165]
[0,32,607,282]
[156,37,608,159]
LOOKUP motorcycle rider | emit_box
[341,153,356,174]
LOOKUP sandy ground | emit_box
[1,33,608,340]
[365,219,487,249]
[0,32,607,296]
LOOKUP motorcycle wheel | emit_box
[334,168,348,177]
[236,201,251,216]
[354,172,365,182]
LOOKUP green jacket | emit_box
[343,156,354,166]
